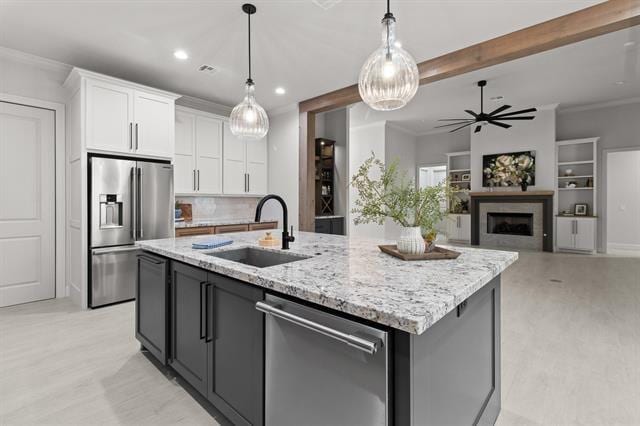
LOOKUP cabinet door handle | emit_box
[574,220,578,235]
[247,173,250,193]
[129,122,133,150]
[197,170,200,191]
[193,170,196,191]
[200,282,207,340]
[135,123,139,150]
[206,283,214,343]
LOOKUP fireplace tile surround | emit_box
[470,191,554,252]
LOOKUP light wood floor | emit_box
[1,251,638,425]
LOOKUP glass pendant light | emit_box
[358,0,419,111]
[230,3,269,139]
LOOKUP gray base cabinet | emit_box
[136,253,169,365]
[315,217,344,235]
[167,261,264,425]
[394,276,501,426]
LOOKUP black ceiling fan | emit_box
[436,80,537,133]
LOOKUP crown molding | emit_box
[176,95,232,117]
[0,46,71,74]
[558,97,640,114]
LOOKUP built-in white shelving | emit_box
[555,137,599,253]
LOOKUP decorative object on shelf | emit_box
[460,199,469,213]
[436,80,537,133]
[461,173,470,181]
[586,177,593,187]
[561,209,573,216]
[565,181,577,188]
[358,0,419,111]
[378,244,460,261]
[451,172,461,181]
[574,204,588,216]
[350,153,452,255]
[229,3,269,139]
[564,168,574,177]
[483,151,536,188]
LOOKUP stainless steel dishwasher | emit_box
[257,294,389,426]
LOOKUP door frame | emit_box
[0,93,66,299]
[602,146,640,254]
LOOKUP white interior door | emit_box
[0,102,55,306]
[607,150,640,252]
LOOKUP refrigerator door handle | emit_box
[92,246,140,255]
[130,167,137,240]
[137,167,143,239]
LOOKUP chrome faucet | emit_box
[255,194,295,250]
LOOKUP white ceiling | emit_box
[0,0,602,111]
[350,26,640,134]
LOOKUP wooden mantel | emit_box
[469,191,554,197]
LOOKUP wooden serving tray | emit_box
[378,245,461,261]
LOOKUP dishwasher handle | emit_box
[256,301,380,355]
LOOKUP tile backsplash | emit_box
[176,196,277,223]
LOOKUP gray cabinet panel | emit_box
[331,217,344,235]
[315,218,331,234]
[169,262,209,396]
[207,273,264,426]
[136,253,168,365]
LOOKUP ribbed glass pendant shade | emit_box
[230,80,269,139]
[358,15,419,111]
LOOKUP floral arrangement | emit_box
[483,151,535,188]
[350,153,451,240]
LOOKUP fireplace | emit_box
[487,212,534,236]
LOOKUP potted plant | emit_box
[350,153,451,254]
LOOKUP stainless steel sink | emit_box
[207,247,311,268]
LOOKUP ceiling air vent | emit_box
[198,64,218,75]
[311,0,342,10]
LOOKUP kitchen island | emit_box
[136,231,517,426]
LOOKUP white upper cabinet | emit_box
[134,90,175,158]
[66,68,178,159]
[85,79,134,153]
[174,108,223,195]
[195,116,222,194]
[223,122,268,195]
[174,110,196,194]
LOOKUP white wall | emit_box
[384,124,417,240]
[266,106,299,231]
[605,150,640,252]
[471,106,556,191]
[416,129,470,166]
[348,121,386,238]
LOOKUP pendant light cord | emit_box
[247,11,252,82]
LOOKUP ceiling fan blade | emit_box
[437,119,476,122]
[493,107,537,118]
[488,120,512,129]
[474,125,482,133]
[465,109,479,118]
[488,105,512,116]
[494,116,535,120]
[449,122,474,133]
[434,120,475,129]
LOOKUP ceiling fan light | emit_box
[358,13,419,111]
[230,80,269,139]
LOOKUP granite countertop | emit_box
[175,218,278,229]
[136,231,518,335]
[315,215,345,220]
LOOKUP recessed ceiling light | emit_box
[174,50,189,60]
[615,81,625,85]
[275,87,286,95]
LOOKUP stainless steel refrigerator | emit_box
[89,156,173,307]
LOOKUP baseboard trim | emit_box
[607,243,640,255]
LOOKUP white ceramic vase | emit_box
[397,226,425,255]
